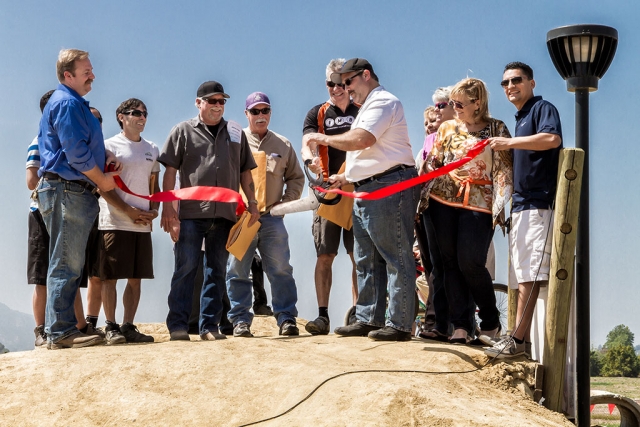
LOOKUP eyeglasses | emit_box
[248,107,271,115]
[448,100,474,109]
[201,97,227,105]
[123,109,148,118]
[326,81,345,89]
[343,70,364,86]
[500,76,524,87]
[435,102,448,110]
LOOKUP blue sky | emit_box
[0,1,635,346]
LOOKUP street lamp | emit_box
[546,24,618,426]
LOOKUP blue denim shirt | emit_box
[37,84,105,184]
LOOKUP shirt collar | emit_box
[515,95,542,119]
[58,83,90,107]
[190,115,227,129]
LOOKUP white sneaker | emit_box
[484,336,525,359]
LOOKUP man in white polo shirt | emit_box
[304,58,419,341]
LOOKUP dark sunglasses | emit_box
[326,81,345,89]
[435,102,448,110]
[202,97,227,105]
[123,109,148,118]
[248,107,271,115]
[500,76,524,87]
[343,70,364,86]
[448,100,475,109]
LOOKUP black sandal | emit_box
[418,328,449,343]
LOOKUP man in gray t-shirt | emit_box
[158,81,260,341]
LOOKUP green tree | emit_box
[590,349,602,376]
[604,324,634,349]
[601,344,640,378]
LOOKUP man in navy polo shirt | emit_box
[485,61,563,359]
[37,49,120,349]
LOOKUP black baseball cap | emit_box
[197,81,230,99]
[330,58,376,83]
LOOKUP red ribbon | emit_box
[111,175,246,216]
[316,139,490,200]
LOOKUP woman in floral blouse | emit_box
[423,78,513,344]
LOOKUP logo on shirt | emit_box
[325,116,354,128]
[519,121,527,127]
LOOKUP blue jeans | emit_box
[37,179,99,342]
[428,200,498,333]
[166,218,233,336]
[352,168,419,332]
[226,214,297,326]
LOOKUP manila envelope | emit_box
[226,211,261,261]
[240,151,267,212]
[317,163,353,230]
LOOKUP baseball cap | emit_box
[330,58,376,83]
[245,92,271,110]
[197,81,230,99]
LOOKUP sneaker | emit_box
[368,326,411,342]
[120,322,154,343]
[170,330,190,341]
[105,322,126,345]
[233,322,253,338]
[279,320,299,336]
[34,325,47,347]
[305,316,330,335]
[484,336,525,359]
[84,323,106,339]
[48,331,104,350]
[253,305,274,316]
[334,322,380,337]
[200,330,228,340]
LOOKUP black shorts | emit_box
[27,210,49,285]
[28,212,97,287]
[312,211,354,256]
[98,230,154,280]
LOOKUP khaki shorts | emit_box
[509,208,554,288]
[99,230,154,280]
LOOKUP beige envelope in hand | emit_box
[240,151,267,212]
[317,163,353,230]
[226,211,261,261]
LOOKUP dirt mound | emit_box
[0,318,573,426]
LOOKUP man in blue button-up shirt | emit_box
[37,48,120,349]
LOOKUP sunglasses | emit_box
[326,81,345,89]
[448,100,475,109]
[500,76,524,87]
[123,109,148,118]
[248,107,271,115]
[343,70,364,86]
[202,97,227,105]
[435,102,448,110]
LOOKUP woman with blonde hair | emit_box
[423,78,512,344]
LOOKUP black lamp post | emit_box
[546,24,618,426]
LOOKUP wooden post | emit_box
[542,148,585,412]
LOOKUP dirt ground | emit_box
[0,317,575,427]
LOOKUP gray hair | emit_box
[432,86,453,103]
[326,58,346,81]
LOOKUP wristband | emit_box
[249,199,258,205]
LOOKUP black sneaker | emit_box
[34,325,47,347]
[253,305,274,316]
[84,323,106,339]
[279,320,299,336]
[368,326,412,342]
[120,322,154,343]
[233,322,253,338]
[334,322,380,337]
[105,322,126,345]
[305,316,330,335]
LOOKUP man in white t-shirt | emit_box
[304,58,419,341]
[98,98,160,344]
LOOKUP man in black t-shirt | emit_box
[485,62,563,359]
[301,58,359,335]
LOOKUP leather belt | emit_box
[42,172,99,196]
[352,164,411,188]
